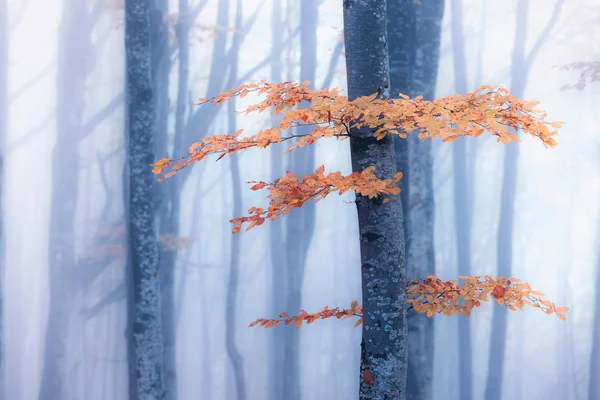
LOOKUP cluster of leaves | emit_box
[556,61,600,91]
[249,275,569,328]
[151,80,562,232]
[230,166,402,233]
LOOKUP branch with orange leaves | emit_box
[151,80,563,180]
[249,275,569,328]
[229,165,402,233]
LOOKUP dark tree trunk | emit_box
[283,2,318,399]
[343,1,408,398]
[124,0,165,398]
[269,1,286,399]
[0,0,6,397]
[39,1,93,398]
[388,1,443,398]
[449,2,473,399]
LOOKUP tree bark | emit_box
[124,0,165,398]
[343,1,408,398]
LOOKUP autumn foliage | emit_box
[151,80,568,322]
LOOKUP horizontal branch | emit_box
[249,275,569,328]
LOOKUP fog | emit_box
[1,0,598,399]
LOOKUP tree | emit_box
[39,1,97,398]
[485,2,564,399]
[124,0,165,398]
[449,1,473,398]
[387,1,444,398]
[152,12,567,400]
[0,0,6,397]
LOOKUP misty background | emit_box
[1,0,599,399]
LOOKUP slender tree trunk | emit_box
[283,2,317,398]
[484,3,527,399]
[225,1,246,398]
[449,2,473,399]
[269,1,286,399]
[39,1,93,398]
[148,1,179,398]
[589,209,600,399]
[343,1,408,398]
[388,1,443,398]
[124,0,165,398]
[0,0,6,397]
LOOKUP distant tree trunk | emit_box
[589,209,600,399]
[148,0,178,398]
[39,1,93,398]
[484,3,527,399]
[0,0,6,397]
[225,1,246,398]
[283,2,317,399]
[269,1,286,399]
[450,2,473,400]
[388,1,443,399]
[343,1,408,398]
[124,0,165,398]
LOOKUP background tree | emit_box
[387,0,444,398]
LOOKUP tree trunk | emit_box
[589,209,600,399]
[343,1,408,398]
[148,1,178,398]
[388,1,443,398]
[449,2,474,399]
[283,2,318,399]
[124,0,165,398]
[225,1,247,398]
[484,3,527,399]
[269,1,286,399]
[39,1,93,398]
[0,0,6,397]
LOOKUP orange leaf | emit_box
[354,318,363,327]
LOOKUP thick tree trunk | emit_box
[388,1,443,398]
[124,0,165,398]
[343,1,408,398]
[39,1,93,398]
[283,2,318,399]
[0,0,6,397]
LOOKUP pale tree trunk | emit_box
[39,1,95,398]
[225,0,246,398]
[269,1,285,399]
[343,1,408,398]
[124,0,165,398]
[282,2,318,399]
[388,1,443,399]
[450,2,473,399]
[485,2,564,398]
[148,1,178,398]
[0,0,6,397]
[589,208,600,399]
